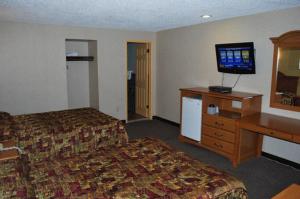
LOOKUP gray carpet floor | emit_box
[126,119,300,199]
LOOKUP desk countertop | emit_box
[180,87,262,99]
[240,113,300,137]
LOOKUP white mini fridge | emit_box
[181,97,202,142]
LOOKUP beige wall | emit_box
[0,21,157,119]
[157,7,300,163]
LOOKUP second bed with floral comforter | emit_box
[27,138,247,199]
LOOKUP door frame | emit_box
[125,40,152,122]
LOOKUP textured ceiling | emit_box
[0,0,299,32]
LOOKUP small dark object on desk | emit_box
[209,86,232,93]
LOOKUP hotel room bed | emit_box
[28,138,247,199]
[12,108,128,162]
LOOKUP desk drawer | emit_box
[265,130,292,141]
[253,126,292,141]
[203,114,236,132]
[202,135,234,154]
[202,125,235,143]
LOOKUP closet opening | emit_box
[65,39,99,110]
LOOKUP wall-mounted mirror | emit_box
[270,31,300,112]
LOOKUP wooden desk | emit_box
[239,113,300,158]
[179,87,299,166]
[272,184,300,199]
[179,87,262,166]
[240,113,300,143]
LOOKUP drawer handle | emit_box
[214,143,223,148]
[214,122,224,126]
[214,132,223,137]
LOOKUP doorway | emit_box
[126,41,151,121]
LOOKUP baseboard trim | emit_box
[153,116,180,127]
[262,152,299,170]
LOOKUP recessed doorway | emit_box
[126,41,151,122]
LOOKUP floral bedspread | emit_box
[28,138,248,199]
[13,108,128,163]
[0,157,29,198]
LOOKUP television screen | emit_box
[215,42,255,74]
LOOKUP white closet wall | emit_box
[88,41,99,109]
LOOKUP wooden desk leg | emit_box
[256,134,263,157]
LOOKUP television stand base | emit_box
[208,86,232,93]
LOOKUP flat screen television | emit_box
[215,42,255,74]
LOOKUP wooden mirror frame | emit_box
[270,30,300,112]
